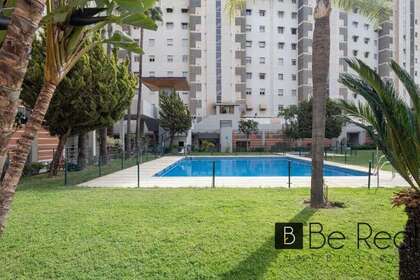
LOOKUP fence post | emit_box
[137,148,140,188]
[288,160,291,189]
[344,151,347,164]
[98,151,102,177]
[64,148,68,186]
[368,160,372,189]
[212,161,215,188]
[121,148,124,170]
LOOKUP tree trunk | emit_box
[99,128,108,165]
[310,0,331,208]
[0,0,46,170]
[135,28,144,151]
[399,205,420,280]
[0,81,57,235]
[169,133,175,152]
[78,132,88,170]
[49,128,71,177]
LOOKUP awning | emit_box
[142,77,190,91]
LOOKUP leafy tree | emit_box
[0,1,157,234]
[21,36,137,175]
[238,119,258,151]
[159,90,192,149]
[280,99,344,141]
[339,59,420,279]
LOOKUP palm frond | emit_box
[225,0,246,19]
[333,0,392,27]
[339,60,420,191]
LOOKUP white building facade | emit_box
[115,0,420,150]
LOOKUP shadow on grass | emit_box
[219,207,317,280]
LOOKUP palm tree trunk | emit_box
[0,81,57,234]
[135,27,144,151]
[49,128,71,177]
[0,0,46,171]
[399,205,420,279]
[77,132,88,170]
[310,0,331,208]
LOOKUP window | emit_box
[374,54,378,60]
[259,73,266,80]
[167,55,174,63]
[278,89,284,96]
[246,72,252,79]
[166,8,173,13]
[167,38,174,46]
[167,71,174,77]
[182,71,188,77]
[364,24,370,30]
[181,8,189,13]
[291,59,297,66]
[166,22,174,29]
[352,35,359,42]
[134,55,140,62]
[291,12,297,19]
[246,9,252,16]
[259,57,266,64]
[278,73,284,80]
[291,89,297,96]
[278,58,284,65]
[291,74,297,81]
[245,56,252,64]
[278,105,284,112]
[364,38,370,44]
[181,22,188,29]
[181,39,188,47]
[246,41,252,47]
[246,88,252,95]
[149,55,155,62]
[352,21,359,28]
[148,39,155,47]
[364,52,370,58]
[259,10,266,16]
[149,71,155,77]
[278,26,284,34]
[353,50,358,56]
[291,43,297,50]
[259,41,266,48]
[291,28,297,35]
[278,11,284,18]
[259,88,266,95]
[259,25,265,32]
[278,42,285,49]
[182,55,188,63]
[246,24,252,32]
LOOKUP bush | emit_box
[23,162,46,177]
[351,144,376,150]
[201,140,216,152]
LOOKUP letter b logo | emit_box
[275,223,303,249]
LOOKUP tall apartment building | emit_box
[115,0,420,151]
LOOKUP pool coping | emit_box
[79,154,409,188]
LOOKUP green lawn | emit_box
[0,175,406,279]
[326,149,393,171]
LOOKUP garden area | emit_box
[0,175,406,279]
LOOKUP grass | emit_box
[326,149,393,171]
[0,175,406,280]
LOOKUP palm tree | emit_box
[227,0,391,208]
[0,0,158,235]
[0,0,46,175]
[339,58,419,280]
[135,7,162,152]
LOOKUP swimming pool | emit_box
[155,157,368,177]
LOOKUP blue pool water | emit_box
[155,157,368,177]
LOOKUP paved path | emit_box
[79,155,409,188]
